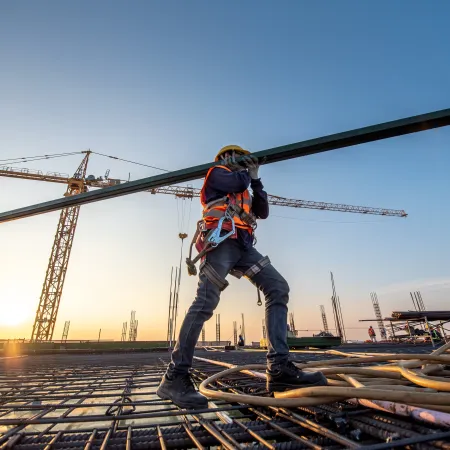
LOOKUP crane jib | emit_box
[0,107,449,224]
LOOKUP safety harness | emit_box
[185,166,269,305]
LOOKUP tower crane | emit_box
[0,153,407,342]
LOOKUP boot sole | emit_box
[267,379,328,393]
[156,387,208,410]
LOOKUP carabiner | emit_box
[208,211,235,247]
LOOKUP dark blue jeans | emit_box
[168,238,290,375]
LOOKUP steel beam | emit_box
[1,108,449,224]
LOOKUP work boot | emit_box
[266,361,328,392]
[156,373,208,410]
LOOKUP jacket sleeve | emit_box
[206,167,251,195]
[250,178,269,219]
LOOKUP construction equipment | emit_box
[1,154,407,342]
[29,152,91,342]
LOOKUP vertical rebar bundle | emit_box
[61,321,70,343]
[241,313,245,344]
[289,312,296,336]
[330,272,346,342]
[129,311,138,342]
[233,321,237,346]
[410,291,426,312]
[370,292,387,340]
[121,322,127,342]
[167,267,174,343]
[215,314,220,343]
[167,267,181,347]
[320,305,329,333]
[202,325,205,343]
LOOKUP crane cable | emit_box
[91,151,170,173]
[0,151,84,165]
[198,341,450,412]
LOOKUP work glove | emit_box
[221,153,247,172]
[221,153,260,179]
[243,155,260,179]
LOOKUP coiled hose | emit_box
[199,341,450,412]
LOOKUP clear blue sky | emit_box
[1,1,449,342]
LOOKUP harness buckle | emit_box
[207,210,235,247]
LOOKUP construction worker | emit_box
[157,145,327,409]
[368,326,376,342]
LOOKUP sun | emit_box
[0,303,30,327]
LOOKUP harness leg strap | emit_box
[244,255,271,279]
[200,261,229,291]
[229,269,243,279]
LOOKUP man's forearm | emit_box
[251,178,269,219]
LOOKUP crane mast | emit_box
[30,152,90,342]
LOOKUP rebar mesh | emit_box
[1,350,449,449]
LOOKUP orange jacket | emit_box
[200,165,253,233]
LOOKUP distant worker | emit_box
[431,328,442,342]
[368,326,377,342]
[157,145,327,409]
[238,334,244,347]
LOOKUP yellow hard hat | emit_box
[215,145,250,162]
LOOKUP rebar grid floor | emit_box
[1,350,449,449]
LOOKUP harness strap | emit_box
[205,196,228,210]
[200,261,229,291]
[229,269,243,279]
[244,255,271,279]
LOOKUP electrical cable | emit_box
[198,342,450,410]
